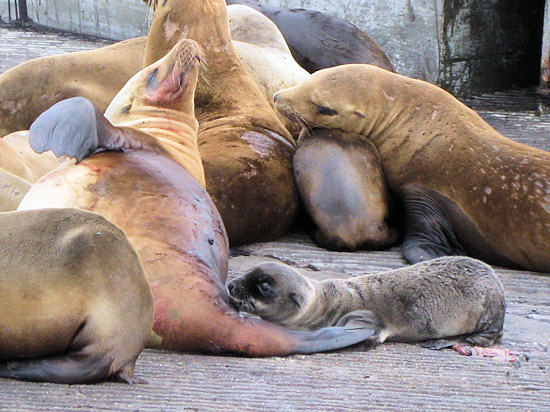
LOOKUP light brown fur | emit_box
[0,208,153,384]
[274,65,550,273]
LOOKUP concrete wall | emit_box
[0,0,16,21]
[440,0,544,97]
[541,0,550,92]
[0,0,150,39]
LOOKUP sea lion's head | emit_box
[273,65,380,135]
[227,262,315,324]
[105,38,203,124]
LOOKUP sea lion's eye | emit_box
[257,281,274,297]
[313,103,338,116]
[121,104,132,114]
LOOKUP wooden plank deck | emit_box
[0,23,549,411]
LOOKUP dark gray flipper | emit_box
[422,338,459,350]
[290,325,376,354]
[401,185,466,264]
[0,352,111,384]
[29,97,109,163]
[337,310,381,350]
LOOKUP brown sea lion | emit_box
[228,257,507,353]
[273,64,550,273]
[293,127,399,250]
[225,0,395,73]
[0,208,154,384]
[18,40,371,355]
[144,0,299,245]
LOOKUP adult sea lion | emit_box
[0,208,154,384]
[225,0,395,73]
[293,127,398,250]
[0,38,146,137]
[273,64,550,273]
[144,0,299,245]
[0,6,296,138]
[228,4,309,136]
[19,40,371,355]
[228,257,506,352]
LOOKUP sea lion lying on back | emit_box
[273,64,550,273]
[228,257,506,352]
[0,208,154,384]
[19,39,371,356]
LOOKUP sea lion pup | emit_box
[294,127,399,250]
[18,40,371,355]
[144,0,299,246]
[0,38,146,137]
[225,0,395,73]
[228,4,309,137]
[273,64,550,273]
[0,208,153,384]
[228,257,506,352]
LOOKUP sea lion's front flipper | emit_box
[290,324,376,354]
[0,352,114,384]
[29,97,147,163]
[401,185,466,264]
[29,97,107,162]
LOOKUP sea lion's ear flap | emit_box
[290,324,375,354]
[29,97,110,163]
[355,110,366,119]
[289,292,302,308]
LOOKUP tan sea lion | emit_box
[18,39,371,355]
[293,127,399,250]
[273,64,550,273]
[228,4,309,136]
[0,133,64,211]
[227,0,396,73]
[0,208,154,384]
[0,38,146,137]
[2,131,67,181]
[144,0,299,245]
[228,257,506,352]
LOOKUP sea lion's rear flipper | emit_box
[29,97,146,163]
[289,324,376,354]
[0,352,114,384]
[401,185,466,264]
